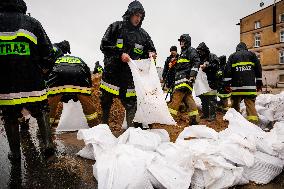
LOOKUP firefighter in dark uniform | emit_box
[0,0,55,161]
[217,55,230,112]
[197,42,220,121]
[224,42,263,124]
[100,0,156,127]
[168,34,201,125]
[47,41,99,127]
[162,46,179,89]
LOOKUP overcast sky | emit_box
[25,0,275,69]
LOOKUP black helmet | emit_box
[54,40,71,54]
[178,34,191,48]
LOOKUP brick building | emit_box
[239,0,284,87]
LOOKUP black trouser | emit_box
[1,101,53,159]
[199,94,217,119]
[100,90,137,128]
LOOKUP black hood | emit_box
[219,55,227,66]
[197,42,210,54]
[178,34,191,48]
[54,40,71,54]
[122,0,145,27]
[0,0,27,14]
[236,42,248,52]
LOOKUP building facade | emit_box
[240,0,284,87]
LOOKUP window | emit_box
[279,50,284,64]
[280,30,284,42]
[280,13,284,22]
[254,34,261,47]
[255,21,261,29]
[279,75,284,82]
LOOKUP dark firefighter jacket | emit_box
[47,55,92,96]
[0,0,54,106]
[224,42,263,96]
[174,34,201,93]
[100,0,156,98]
[162,54,179,88]
[197,42,219,91]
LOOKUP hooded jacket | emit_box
[93,61,103,74]
[197,42,219,90]
[174,34,201,92]
[224,42,262,96]
[0,0,54,106]
[100,0,156,98]
[47,55,92,96]
[162,53,179,88]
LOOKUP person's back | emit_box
[0,0,55,162]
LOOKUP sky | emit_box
[25,0,276,69]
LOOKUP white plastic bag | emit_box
[193,69,212,96]
[177,125,218,140]
[128,59,176,125]
[57,100,89,132]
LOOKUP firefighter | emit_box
[168,34,201,125]
[47,41,99,128]
[0,0,55,161]
[224,42,263,124]
[197,42,219,121]
[217,55,230,112]
[100,0,156,128]
[162,46,179,90]
[93,61,104,75]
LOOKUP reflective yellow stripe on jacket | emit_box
[177,58,190,63]
[232,62,255,67]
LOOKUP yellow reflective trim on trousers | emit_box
[126,91,136,97]
[188,110,199,117]
[48,88,91,95]
[232,62,255,67]
[116,43,123,49]
[0,32,37,45]
[168,108,178,115]
[175,83,193,91]
[0,94,47,105]
[231,92,257,95]
[100,84,119,95]
[247,116,258,121]
[85,112,98,121]
[203,91,217,96]
[217,93,231,98]
[177,58,190,63]
[97,67,103,73]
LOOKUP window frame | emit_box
[254,33,261,48]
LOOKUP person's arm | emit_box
[162,58,170,79]
[223,55,233,92]
[203,55,219,75]
[253,53,263,91]
[189,48,201,78]
[144,31,156,59]
[100,22,123,58]
[36,21,54,71]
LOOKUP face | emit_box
[180,41,185,48]
[170,51,177,57]
[130,12,143,26]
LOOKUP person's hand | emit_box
[149,52,157,59]
[225,86,232,93]
[169,62,173,69]
[200,64,206,70]
[121,53,130,63]
[257,85,262,92]
[189,77,195,83]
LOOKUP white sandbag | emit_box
[118,127,162,151]
[148,129,170,143]
[122,112,128,129]
[191,169,205,189]
[193,69,212,96]
[93,144,155,189]
[243,151,283,184]
[177,125,218,140]
[57,100,89,132]
[77,144,96,160]
[147,156,192,189]
[128,59,176,125]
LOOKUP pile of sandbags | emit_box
[77,109,284,189]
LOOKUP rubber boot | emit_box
[200,95,209,119]
[207,96,217,122]
[3,117,21,162]
[19,117,30,132]
[35,111,55,157]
